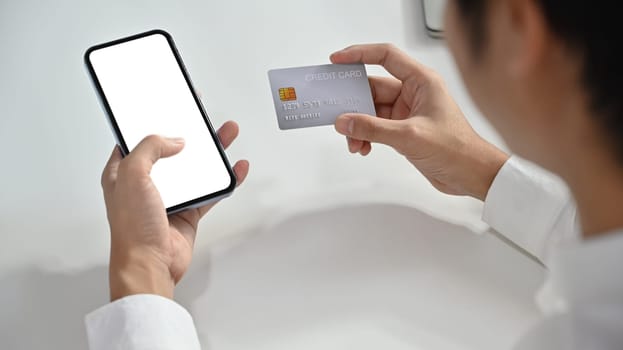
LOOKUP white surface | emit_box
[194,204,544,350]
[0,0,514,349]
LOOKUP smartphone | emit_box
[84,29,236,214]
[423,0,445,39]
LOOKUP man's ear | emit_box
[504,0,549,78]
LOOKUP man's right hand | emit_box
[331,44,509,201]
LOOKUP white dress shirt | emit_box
[85,156,623,349]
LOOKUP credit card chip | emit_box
[279,87,297,101]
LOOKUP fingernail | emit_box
[168,137,185,145]
[335,115,354,136]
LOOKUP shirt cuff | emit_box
[483,156,571,261]
[85,294,201,350]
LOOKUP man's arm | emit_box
[331,44,579,262]
[86,122,249,350]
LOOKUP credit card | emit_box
[268,64,376,130]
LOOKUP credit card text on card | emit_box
[268,64,376,130]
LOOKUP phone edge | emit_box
[83,29,237,214]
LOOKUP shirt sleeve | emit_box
[85,294,201,350]
[482,156,580,263]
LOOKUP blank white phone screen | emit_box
[89,33,232,209]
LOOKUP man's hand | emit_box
[101,121,249,301]
[331,44,509,200]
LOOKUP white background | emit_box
[0,1,516,348]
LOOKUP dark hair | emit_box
[455,0,623,161]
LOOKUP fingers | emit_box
[217,120,239,149]
[125,135,185,175]
[101,146,123,190]
[197,159,249,218]
[123,121,238,175]
[335,113,408,149]
[170,120,247,229]
[346,137,372,156]
[369,76,402,105]
[331,43,430,82]
[375,104,394,119]
[359,141,372,156]
[347,137,364,154]
[346,136,373,156]
[232,159,250,186]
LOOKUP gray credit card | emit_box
[268,64,376,130]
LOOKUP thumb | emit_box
[335,114,407,148]
[126,135,185,175]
